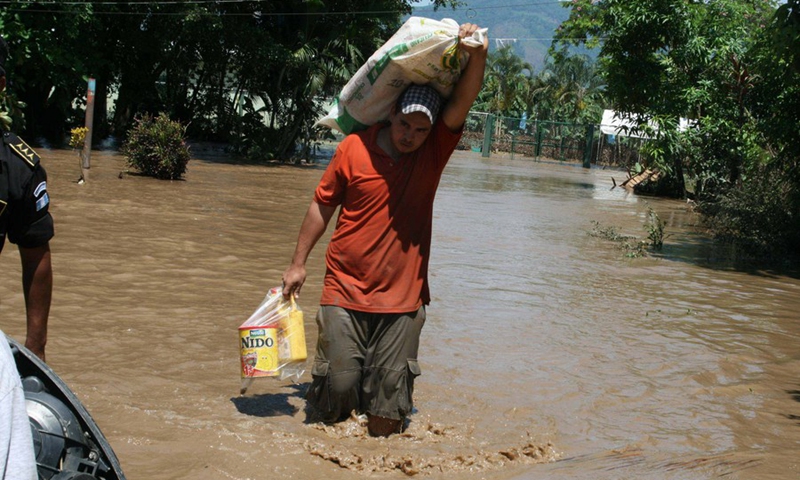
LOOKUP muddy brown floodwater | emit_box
[1,145,799,480]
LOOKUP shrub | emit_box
[122,113,191,180]
[702,168,800,261]
[588,205,666,258]
[644,206,665,250]
[0,88,25,132]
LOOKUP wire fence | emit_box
[457,112,649,171]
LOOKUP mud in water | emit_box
[1,145,799,480]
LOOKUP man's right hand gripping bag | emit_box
[316,17,487,135]
[239,287,307,395]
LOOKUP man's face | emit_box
[388,109,433,154]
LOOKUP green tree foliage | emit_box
[0,0,458,157]
[534,51,606,124]
[0,3,93,139]
[750,0,800,178]
[476,44,606,125]
[0,86,24,132]
[555,0,800,260]
[478,45,534,117]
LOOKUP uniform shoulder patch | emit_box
[3,132,41,168]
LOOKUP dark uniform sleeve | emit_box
[1,132,54,251]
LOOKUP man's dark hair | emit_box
[0,34,7,77]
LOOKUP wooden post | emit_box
[481,114,494,158]
[81,78,96,181]
[535,123,543,158]
[583,124,595,169]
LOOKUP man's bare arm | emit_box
[20,243,52,361]
[282,201,337,298]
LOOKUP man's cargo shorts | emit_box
[305,305,425,422]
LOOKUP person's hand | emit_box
[281,264,306,299]
[458,23,489,57]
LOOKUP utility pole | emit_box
[81,78,96,182]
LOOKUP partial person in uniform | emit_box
[282,23,488,436]
[0,35,54,362]
[0,329,37,479]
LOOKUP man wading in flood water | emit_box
[282,23,489,437]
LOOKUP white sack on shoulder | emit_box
[317,17,487,134]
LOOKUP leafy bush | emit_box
[122,113,191,180]
[0,88,25,132]
[69,127,88,149]
[644,206,665,250]
[228,109,280,162]
[702,167,800,261]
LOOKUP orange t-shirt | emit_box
[314,120,462,313]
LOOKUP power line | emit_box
[0,0,571,16]
[1,0,264,4]
[4,0,398,17]
[413,1,568,11]
[0,7,406,16]
[0,0,568,5]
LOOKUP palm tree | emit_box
[282,36,364,160]
[480,45,535,117]
[534,53,606,123]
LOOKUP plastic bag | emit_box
[239,286,307,394]
[316,16,488,134]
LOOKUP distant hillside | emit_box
[409,0,572,70]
